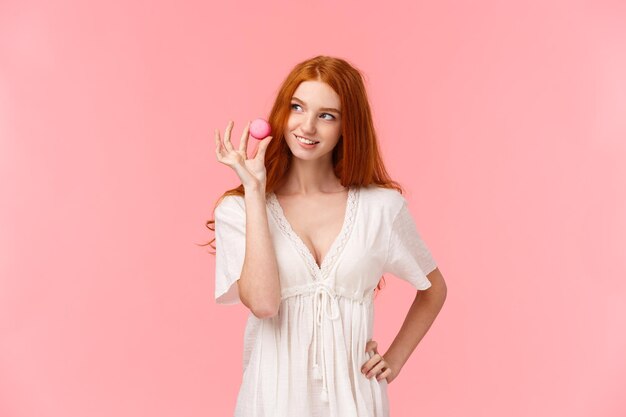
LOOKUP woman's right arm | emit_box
[215,120,280,318]
[238,185,281,318]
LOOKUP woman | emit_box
[208,55,447,417]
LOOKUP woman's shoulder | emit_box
[359,184,405,203]
[215,193,245,217]
[358,184,406,212]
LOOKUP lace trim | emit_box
[320,187,359,278]
[268,187,360,280]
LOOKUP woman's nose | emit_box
[301,115,317,133]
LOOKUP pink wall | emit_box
[1,0,625,416]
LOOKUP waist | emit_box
[281,283,375,304]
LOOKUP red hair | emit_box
[202,55,408,296]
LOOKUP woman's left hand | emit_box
[361,340,400,384]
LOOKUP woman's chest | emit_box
[272,191,350,269]
[267,193,390,292]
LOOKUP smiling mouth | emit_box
[295,134,319,144]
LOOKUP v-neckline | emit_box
[268,186,359,279]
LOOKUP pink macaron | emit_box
[249,118,272,140]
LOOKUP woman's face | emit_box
[285,80,342,160]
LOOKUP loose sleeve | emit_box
[214,196,246,304]
[383,199,437,290]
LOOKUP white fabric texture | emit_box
[214,185,437,417]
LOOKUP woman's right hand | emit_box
[215,120,273,191]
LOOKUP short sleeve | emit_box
[383,199,437,290]
[214,196,246,304]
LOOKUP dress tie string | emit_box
[311,282,340,403]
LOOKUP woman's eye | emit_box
[290,104,335,120]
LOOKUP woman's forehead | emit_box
[293,81,341,109]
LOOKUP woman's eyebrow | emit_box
[292,97,341,114]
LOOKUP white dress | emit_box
[214,184,437,417]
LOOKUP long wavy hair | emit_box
[201,55,407,297]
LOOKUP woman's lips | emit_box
[295,134,319,148]
[295,134,318,144]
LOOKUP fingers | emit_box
[239,120,251,154]
[215,121,235,159]
[255,135,273,160]
[365,340,378,355]
[376,368,391,382]
[362,340,384,379]
[216,120,272,167]
[361,351,383,372]
[215,128,223,158]
[361,339,392,382]
[223,120,235,152]
[366,357,387,378]
[362,353,390,380]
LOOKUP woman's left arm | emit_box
[362,268,447,384]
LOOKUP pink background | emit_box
[1,0,625,416]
